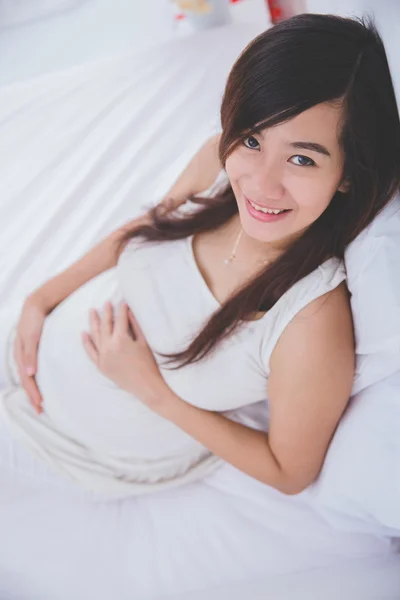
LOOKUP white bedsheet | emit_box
[0,0,87,29]
[1,23,400,600]
[0,24,256,319]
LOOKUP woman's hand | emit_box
[13,295,47,414]
[82,302,170,412]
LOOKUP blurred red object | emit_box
[266,0,282,22]
[266,0,306,23]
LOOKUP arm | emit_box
[31,133,222,313]
[159,283,355,495]
[18,133,222,410]
[160,132,222,211]
[266,282,354,492]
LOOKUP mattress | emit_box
[1,21,400,600]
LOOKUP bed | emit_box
[1,16,400,600]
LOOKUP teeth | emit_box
[249,200,285,215]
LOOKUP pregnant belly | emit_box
[35,268,203,461]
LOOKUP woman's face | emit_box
[225,102,346,247]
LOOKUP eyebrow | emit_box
[255,130,331,157]
[256,130,331,157]
[289,141,331,157]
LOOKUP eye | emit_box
[289,155,316,167]
[243,135,260,150]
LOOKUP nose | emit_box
[249,162,285,201]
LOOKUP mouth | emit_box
[244,196,292,223]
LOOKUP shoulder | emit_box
[278,259,351,343]
[271,257,347,324]
[294,278,350,321]
[260,258,348,369]
[270,277,353,372]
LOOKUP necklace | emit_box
[224,228,243,265]
[224,226,270,267]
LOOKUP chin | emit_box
[238,198,315,247]
[238,210,294,245]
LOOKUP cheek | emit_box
[224,157,243,206]
[224,153,245,181]
[225,152,256,207]
[286,174,337,216]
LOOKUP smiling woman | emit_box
[3,10,400,494]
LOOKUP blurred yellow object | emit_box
[176,1,213,15]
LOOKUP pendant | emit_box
[224,228,242,266]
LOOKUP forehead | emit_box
[261,102,343,151]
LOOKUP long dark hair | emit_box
[116,13,400,368]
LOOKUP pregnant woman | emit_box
[1,13,400,599]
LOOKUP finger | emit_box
[22,337,39,376]
[101,301,113,337]
[128,309,145,342]
[159,197,175,214]
[22,374,43,413]
[13,334,20,365]
[14,336,24,380]
[82,332,99,364]
[115,302,129,337]
[89,309,101,346]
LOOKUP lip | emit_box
[244,196,292,223]
[244,196,286,211]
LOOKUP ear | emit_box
[338,179,350,193]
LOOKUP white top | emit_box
[0,171,346,499]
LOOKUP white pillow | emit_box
[347,195,400,394]
[306,194,400,536]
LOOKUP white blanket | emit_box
[0,0,87,29]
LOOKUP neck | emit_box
[227,215,286,263]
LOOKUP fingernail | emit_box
[26,366,35,376]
